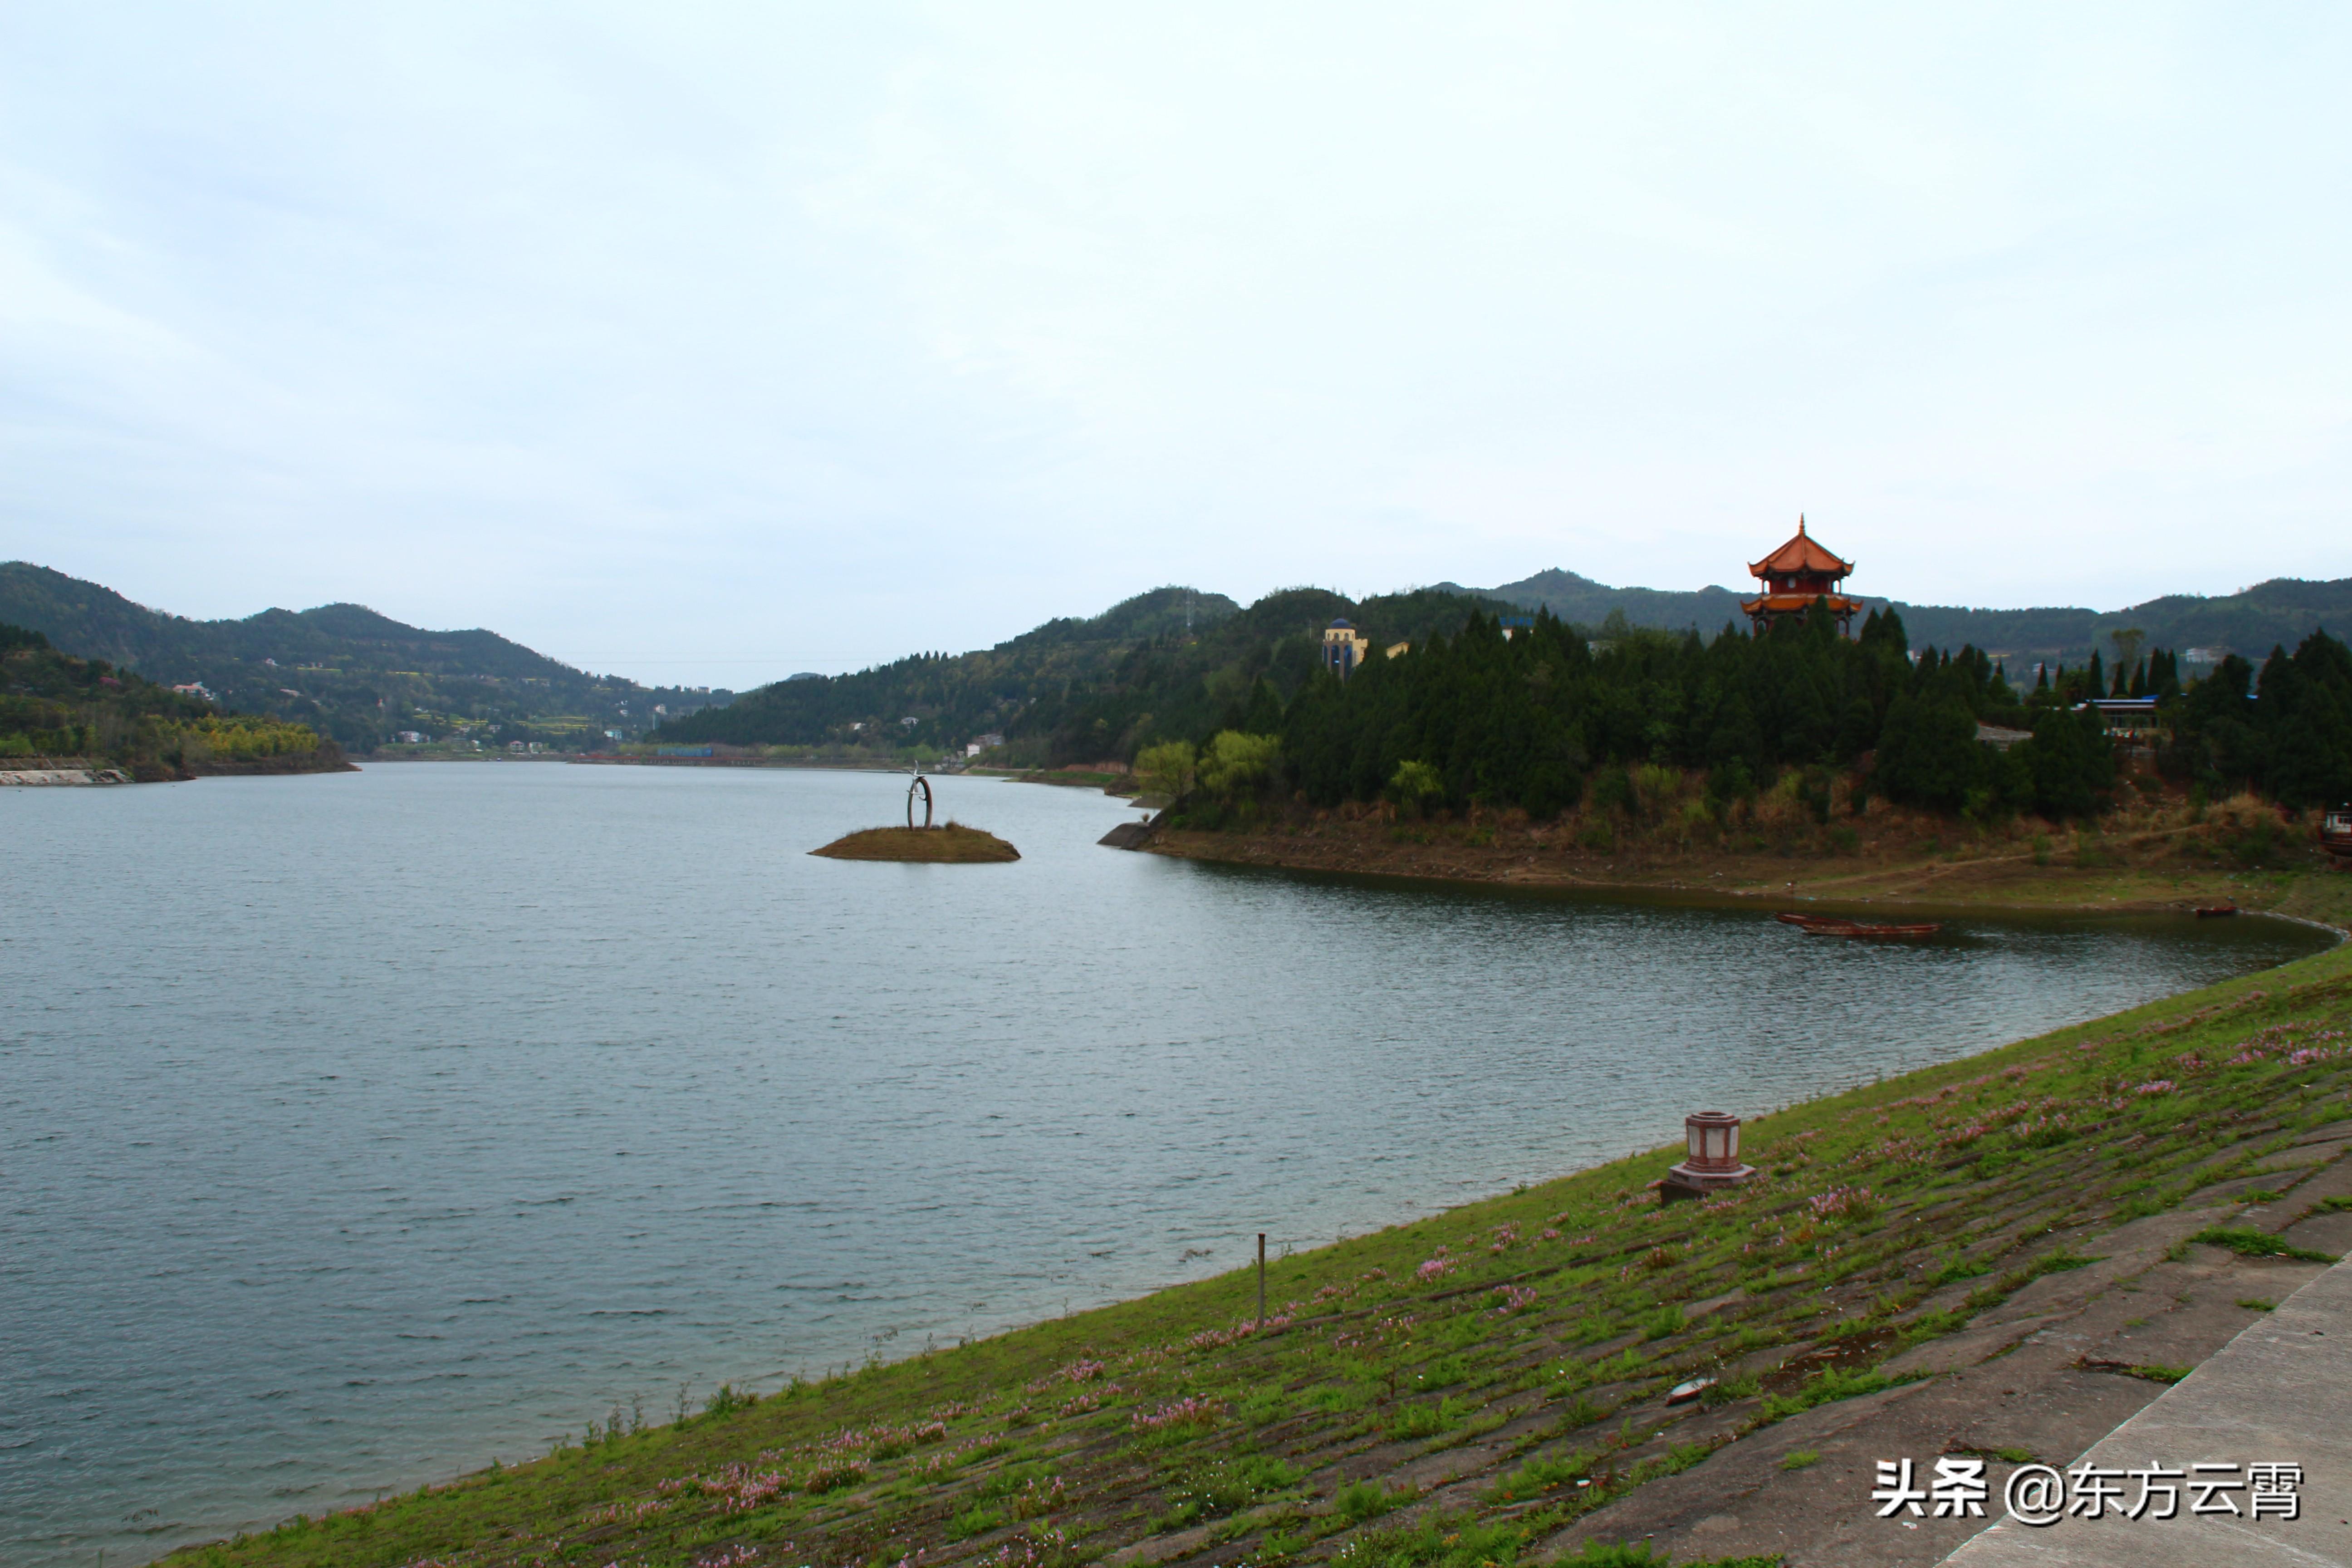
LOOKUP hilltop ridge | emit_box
[0,563,734,755]
[19,558,2352,765]
[1459,566,2352,667]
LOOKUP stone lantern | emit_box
[1660,1111,1758,1201]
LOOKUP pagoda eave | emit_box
[1740,593,1862,616]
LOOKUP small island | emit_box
[810,823,1020,862]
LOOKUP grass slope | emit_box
[811,825,1021,862]
[166,944,2352,1568]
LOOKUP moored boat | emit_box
[1777,911,1941,940]
[2323,805,2352,861]
[2194,901,2238,918]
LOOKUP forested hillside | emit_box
[0,621,344,779]
[1139,603,2352,828]
[1266,607,2122,823]
[655,585,1508,761]
[0,563,732,753]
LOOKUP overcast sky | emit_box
[4,5,2348,685]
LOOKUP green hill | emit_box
[1446,568,1749,636]
[0,563,735,755]
[655,584,1514,764]
[0,620,343,779]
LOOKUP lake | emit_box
[0,762,2329,1566]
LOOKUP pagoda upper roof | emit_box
[1748,517,1853,581]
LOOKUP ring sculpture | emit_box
[907,773,934,829]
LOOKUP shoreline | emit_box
[1137,814,2352,932]
[160,937,2352,1568]
[2,750,357,785]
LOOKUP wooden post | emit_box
[1257,1233,1267,1327]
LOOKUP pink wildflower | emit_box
[1132,1396,1219,1431]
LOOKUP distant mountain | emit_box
[1887,580,2352,668]
[0,563,733,754]
[1440,569,1751,635]
[1464,565,2352,669]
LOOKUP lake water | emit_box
[0,763,2330,1565]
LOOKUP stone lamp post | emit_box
[1660,1111,1758,1202]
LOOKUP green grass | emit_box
[1779,1449,1820,1470]
[1487,1448,1595,1502]
[2189,1227,2340,1262]
[1758,1363,1908,1422]
[2087,1360,2193,1384]
[1334,1479,1415,1525]
[155,941,2352,1568]
[1154,1453,1302,1529]
[2238,1297,2278,1310]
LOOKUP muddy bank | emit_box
[1139,799,2352,930]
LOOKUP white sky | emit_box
[3,5,2348,685]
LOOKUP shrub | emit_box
[1390,759,1445,817]
[1807,1186,1878,1224]
[1387,1397,1474,1440]
[1135,740,1196,801]
[1334,1479,1411,1525]
[1197,731,1281,802]
[946,1501,1007,1540]
[1639,1305,1685,1341]
[1485,1448,1592,1503]
[803,1463,866,1494]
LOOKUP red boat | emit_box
[1776,911,1942,940]
[2195,901,2238,918]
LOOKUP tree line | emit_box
[1139,604,2352,823]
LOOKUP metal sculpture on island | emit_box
[808,769,1019,862]
[1658,1111,1758,1203]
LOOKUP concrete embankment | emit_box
[1938,1255,2352,1567]
[1539,1117,2352,1566]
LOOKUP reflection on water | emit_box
[0,764,2328,1564]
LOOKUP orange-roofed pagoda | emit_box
[1743,516,1861,636]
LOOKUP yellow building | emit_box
[1322,619,1371,678]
